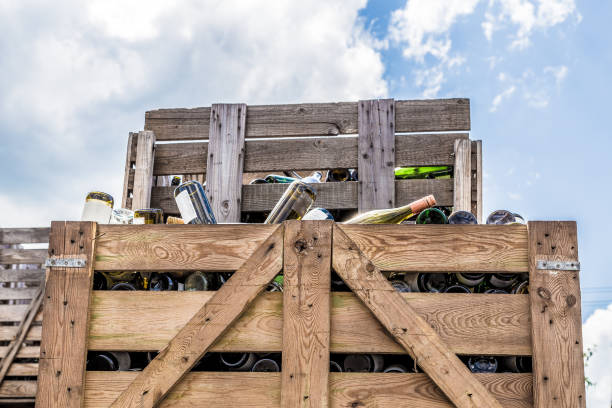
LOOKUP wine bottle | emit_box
[467,356,498,373]
[249,178,268,184]
[173,180,216,224]
[415,208,448,224]
[264,174,298,184]
[264,180,316,224]
[81,191,114,223]
[330,360,343,372]
[251,358,280,372]
[444,284,472,293]
[166,216,184,224]
[383,364,409,373]
[219,353,257,371]
[343,354,384,373]
[171,176,182,186]
[133,208,164,225]
[486,210,525,225]
[455,273,485,287]
[185,271,216,291]
[86,351,131,371]
[326,169,351,182]
[93,272,112,290]
[484,288,510,294]
[350,169,358,181]
[395,166,452,180]
[511,280,529,294]
[488,273,517,289]
[390,280,411,293]
[110,282,138,291]
[418,273,448,292]
[501,356,531,373]
[302,207,334,220]
[148,272,176,291]
[343,195,436,224]
[110,208,134,224]
[448,211,478,224]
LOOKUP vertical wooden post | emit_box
[206,103,247,223]
[357,99,395,212]
[473,140,483,223]
[121,132,137,209]
[131,131,156,211]
[453,138,471,212]
[35,221,97,408]
[528,221,585,408]
[281,220,331,407]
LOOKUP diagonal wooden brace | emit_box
[110,224,284,408]
[332,224,503,408]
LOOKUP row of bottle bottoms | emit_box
[87,351,531,374]
[93,270,528,294]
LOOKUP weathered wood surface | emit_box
[94,224,277,271]
[340,224,528,272]
[0,269,45,283]
[84,372,530,408]
[473,140,483,223]
[109,226,283,408]
[152,133,471,175]
[0,249,47,264]
[528,221,585,408]
[281,221,331,407]
[152,179,454,214]
[144,99,470,141]
[0,228,50,245]
[0,325,42,341]
[131,131,155,211]
[358,99,395,212]
[453,138,471,212]
[332,225,503,408]
[0,380,37,398]
[0,287,40,300]
[36,221,97,408]
[87,291,530,355]
[0,306,42,322]
[206,104,247,223]
[121,132,137,209]
[6,363,39,376]
[0,346,40,358]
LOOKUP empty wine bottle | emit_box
[110,208,134,224]
[300,171,323,183]
[81,191,114,224]
[455,273,485,287]
[444,284,472,293]
[302,207,334,220]
[484,288,510,294]
[418,273,448,292]
[511,280,529,294]
[395,166,452,179]
[500,356,532,373]
[415,208,448,224]
[93,272,112,290]
[249,178,268,184]
[264,174,297,184]
[343,195,436,224]
[133,208,164,225]
[87,351,131,371]
[467,356,498,373]
[326,169,351,182]
[486,210,525,225]
[166,216,184,224]
[343,354,384,373]
[219,353,257,371]
[148,273,176,291]
[171,176,182,186]
[383,364,409,373]
[330,360,343,372]
[251,358,280,372]
[488,273,517,289]
[390,280,411,293]
[349,169,358,181]
[264,180,316,224]
[185,271,216,291]
[111,282,138,291]
[174,180,216,224]
[448,210,478,224]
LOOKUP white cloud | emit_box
[490,85,516,112]
[583,304,612,407]
[544,65,569,85]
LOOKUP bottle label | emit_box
[81,200,113,224]
[133,217,145,225]
[175,190,197,223]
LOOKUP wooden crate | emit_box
[0,228,49,406]
[121,98,483,222]
[36,220,585,408]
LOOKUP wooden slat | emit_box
[121,132,137,209]
[453,138,471,212]
[0,287,40,300]
[131,131,155,211]
[0,306,42,323]
[281,221,331,407]
[36,221,97,408]
[0,269,44,283]
[6,363,39,377]
[109,225,283,408]
[332,225,503,408]
[93,224,277,271]
[206,104,247,223]
[0,228,50,245]
[152,179,454,214]
[0,249,46,264]
[473,140,483,223]
[153,133,468,175]
[144,99,470,141]
[358,99,395,212]
[528,221,585,408]
[0,325,42,341]
[340,224,528,272]
[87,291,530,356]
[84,372,530,408]
[0,380,37,398]
[0,346,40,358]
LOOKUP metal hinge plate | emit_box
[536,260,580,271]
[45,257,87,268]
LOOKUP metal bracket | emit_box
[45,257,87,268]
[536,260,580,271]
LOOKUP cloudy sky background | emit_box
[0,0,610,403]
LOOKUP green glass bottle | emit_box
[415,208,448,224]
[394,166,452,179]
[133,208,164,225]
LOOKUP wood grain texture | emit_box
[340,224,528,272]
[0,380,37,398]
[0,228,50,245]
[144,99,470,140]
[206,104,247,223]
[94,224,277,271]
[528,221,585,408]
[84,372,529,408]
[0,325,42,341]
[0,269,44,283]
[0,287,40,300]
[0,305,42,322]
[332,225,503,408]
[36,221,97,408]
[131,131,155,211]
[281,221,331,407]
[109,225,283,408]
[0,346,40,358]
[358,99,395,212]
[6,363,39,376]
[0,249,47,264]
[87,291,530,355]
[473,140,483,223]
[121,132,137,209]
[152,179,454,214]
[453,138,471,212]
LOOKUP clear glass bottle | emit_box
[148,273,176,291]
[173,180,216,224]
[448,211,478,224]
[81,191,114,223]
[343,195,436,225]
[251,358,280,372]
[185,271,216,291]
[110,208,134,224]
[302,207,334,220]
[467,356,498,373]
[264,180,316,224]
[486,210,525,225]
[219,353,257,371]
[133,208,164,225]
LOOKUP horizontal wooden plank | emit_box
[0,346,40,359]
[94,224,278,271]
[6,363,38,376]
[0,325,42,342]
[153,133,471,175]
[0,305,42,323]
[0,269,45,283]
[88,291,530,356]
[0,287,39,300]
[341,224,528,272]
[0,228,50,245]
[152,179,454,214]
[0,398,36,405]
[0,380,37,398]
[84,372,530,408]
[145,99,470,141]
[0,249,46,264]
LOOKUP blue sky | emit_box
[0,0,610,403]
